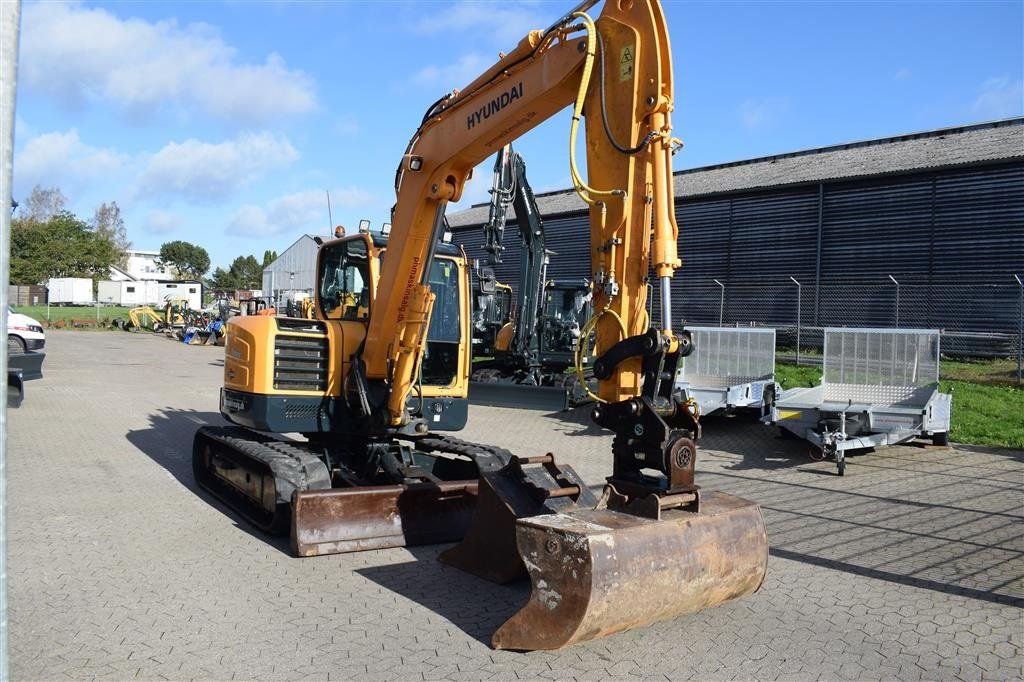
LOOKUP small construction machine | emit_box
[469,144,594,411]
[194,0,767,651]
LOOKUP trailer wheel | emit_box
[932,432,949,446]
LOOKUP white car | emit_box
[7,306,45,353]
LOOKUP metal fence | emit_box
[666,276,1024,380]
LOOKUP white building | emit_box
[125,250,171,280]
[262,234,319,305]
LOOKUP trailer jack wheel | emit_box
[837,459,845,476]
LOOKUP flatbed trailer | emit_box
[771,327,951,475]
[674,326,779,420]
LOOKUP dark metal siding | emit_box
[454,160,1024,340]
[931,165,1024,282]
[454,212,592,298]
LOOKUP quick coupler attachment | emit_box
[492,489,769,650]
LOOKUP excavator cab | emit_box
[538,279,593,368]
[193,230,481,557]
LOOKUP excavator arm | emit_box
[480,143,550,370]
[362,0,681,428]
[355,0,765,650]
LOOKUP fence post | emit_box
[888,274,900,327]
[713,279,725,326]
[1016,275,1022,384]
[790,276,801,365]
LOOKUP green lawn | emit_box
[12,304,134,327]
[775,360,1024,449]
[939,380,1024,449]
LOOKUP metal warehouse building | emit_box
[447,118,1024,355]
[262,234,320,303]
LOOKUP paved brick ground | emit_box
[7,332,1023,680]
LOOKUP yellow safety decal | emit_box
[777,410,803,420]
[619,45,634,81]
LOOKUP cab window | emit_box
[319,238,370,320]
[427,258,460,343]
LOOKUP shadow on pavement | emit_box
[540,403,608,437]
[126,406,292,556]
[355,545,528,647]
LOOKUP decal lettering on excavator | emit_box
[467,82,524,130]
[397,256,421,322]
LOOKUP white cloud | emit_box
[14,129,127,193]
[410,1,541,46]
[738,97,791,129]
[20,3,316,123]
[144,210,183,235]
[227,188,375,237]
[970,77,1024,120]
[894,67,911,81]
[410,53,493,89]
[137,133,299,202]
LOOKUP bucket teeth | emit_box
[491,490,768,651]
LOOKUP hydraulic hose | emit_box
[567,11,624,206]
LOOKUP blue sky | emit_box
[12,0,1023,271]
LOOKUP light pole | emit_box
[713,279,725,326]
[790,277,802,366]
[1015,274,1022,383]
[889,274,900,327]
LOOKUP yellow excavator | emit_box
[193,0,767,651]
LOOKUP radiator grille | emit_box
[274,335,328,392]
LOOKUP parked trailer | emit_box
[47,277,93,305]
[98,280,162,307]
[771,328,951,476]
[673,326,779,419]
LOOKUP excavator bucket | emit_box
[292,481,478,556]
[491,490,768,651]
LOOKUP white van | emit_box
[7,306,46,353]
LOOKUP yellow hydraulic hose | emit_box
[568,11,623,206]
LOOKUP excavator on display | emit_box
[193,0,767,651]
[469,143,595,411]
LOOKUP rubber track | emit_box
[413,434,514,471]
[194,425,330,534]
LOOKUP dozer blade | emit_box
[292,481,478,557]
[491,490,768,651]
[468,381,571,412]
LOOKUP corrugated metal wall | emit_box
[263,236,319,295]
[452,160,1024,339]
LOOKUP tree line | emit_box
[11,185,278,291]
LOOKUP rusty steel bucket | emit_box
[491,490,768,651]
[292,481,478,557]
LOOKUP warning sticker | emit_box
[619,45,634,82]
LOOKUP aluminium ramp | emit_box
[674,326,779,419]
[773,328,952,475]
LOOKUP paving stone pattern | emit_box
[8,332,1023,680]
